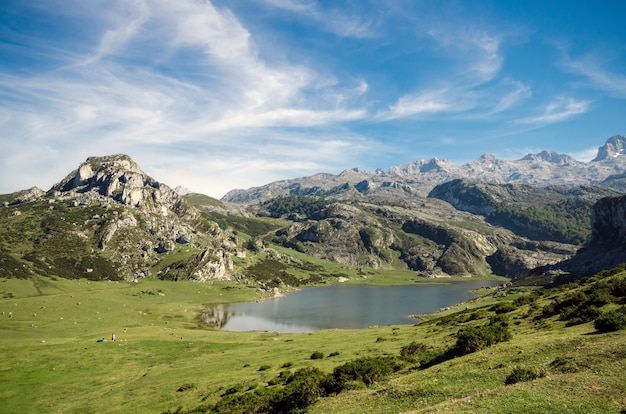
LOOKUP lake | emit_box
[200,280,503,333]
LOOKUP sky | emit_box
[1,0,625,198]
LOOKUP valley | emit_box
[1,135,626,412]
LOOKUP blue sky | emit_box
[1,0,625,198]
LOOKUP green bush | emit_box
[491,302,516,314]
[453,316,511,356]
[400,342,427,358]
[594,307,626,333]
[310,351,324,360]
[274,367,328,412]
[513,294,537,306]
[329,356,405,389]
[505,366,546,385]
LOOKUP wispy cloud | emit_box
[492,79,532,113]
[376,20,513,121]
[261,0,375,38]
[424,20,505,84]
[558,50,626,98]
[515,97,590,125]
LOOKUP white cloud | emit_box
[570,147,598,162]
[376,89,455,120]
[515,97,590,125]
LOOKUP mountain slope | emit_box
[428,179,619,244]
[250,195,575,278]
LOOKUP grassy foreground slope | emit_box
[1,270,625,413]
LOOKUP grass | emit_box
[1,270,625,413]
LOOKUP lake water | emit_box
[200,280,503,333]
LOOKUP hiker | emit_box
[111,333,116,342]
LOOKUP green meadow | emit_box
[1,271,625,413]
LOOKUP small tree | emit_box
[594,307,626,333]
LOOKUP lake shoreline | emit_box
[212,279,504,332]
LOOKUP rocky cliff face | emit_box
[541,193,626,279]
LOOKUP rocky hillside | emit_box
[222,135,626,204]
[241,194,576,278]
[0,155,238,282]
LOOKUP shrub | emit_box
[550,357,581,373]
[258,364,271,371]
[329,356,405,389]
[594,307,626,333]
[213,391,272,414]
[221,384,244,396]
[505,366,546,385]
[492,302,516,314]
[513,294,537,306]
[310,351,324,360]
[400,342,427,358]
[274,367,328,412]
[453,316,511,356]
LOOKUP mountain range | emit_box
[222,135,626,203]
[1,136,626,285]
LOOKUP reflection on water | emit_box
[201,280,503,333]
[197,303,232,328]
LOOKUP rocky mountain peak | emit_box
[521,150,576,165]
[592,135,626,162]
[49,154,195,218]
[388,157,460,176]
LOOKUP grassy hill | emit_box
[1,266,624,413]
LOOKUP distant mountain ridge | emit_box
[222,135,626,204]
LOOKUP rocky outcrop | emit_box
[521,150,577,165]
[50,154,196,219]
[6,187,45,205]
